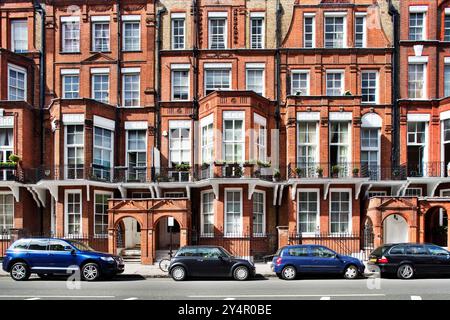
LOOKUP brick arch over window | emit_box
[108,199,191,264]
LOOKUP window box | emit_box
[0,162,17,169]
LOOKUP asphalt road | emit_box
[0,274,450,300]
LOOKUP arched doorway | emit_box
[383,214,408,243]
[154,216,181,261]
[425,207,448,247]
[115,217,141,262]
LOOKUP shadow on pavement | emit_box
[182,274,269,281]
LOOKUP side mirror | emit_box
[70,249,76,255]
[219,255,229,261]
[334,254,341,259]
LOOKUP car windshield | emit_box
[70,241,95,252]
[219,247,234,258]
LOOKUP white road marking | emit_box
[25,297,40,300]
[224,298,236,300]
[0,295,115,299]
[189,294,386,298]
[124,297,139,300]
[411,296,422,300]
[320,297,331,300]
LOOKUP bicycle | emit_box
[159,252,173,272]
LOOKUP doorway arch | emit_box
[424,206,448,247]
[154,216,181,260]
[383,214,409,243]
[114,216,143,261]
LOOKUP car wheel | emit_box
[10,262,30,281]
[233,266,250,281]
[37,273,53,280]
[171,266,186,281]
[397,264,414,280]
[81,263,101,281]
[343,265,359,279]
[281,265,297,280]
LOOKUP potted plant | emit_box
[175,162,190,172]
[295,167,304,178]
[273,169,281,181]
[344,90,352,96]
[316,167,323,178]
[243,160,254,167]
[201,162,210,170]
[8,154,20,163]
[352,167,359,178]
[214,160,225,166]
[257,160,271,168]
[331,165,341,178]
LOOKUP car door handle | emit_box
[196,259,204,262]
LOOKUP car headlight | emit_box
[100,256,115,262]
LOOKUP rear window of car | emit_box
[389,245,406,255]
[11,239,30,250]
[287,247,309,257]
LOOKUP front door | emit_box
[47,240,77,271]
[427,245,450,274]
[310,246,342,273]
[26,239,50,271]
[405,245,434,274]
[196,247,231,277]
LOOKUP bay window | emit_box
[126,129,147,181]
[330,190,351,234]
[298,190,319,234]
[93,127,113,181]
[169,122,191,166]
[0,128,14,181]
[8,64,26,101]
[223,112,244,163]
[254,114,267,162]
[201,116,214,164]
[225,189,242,236]
[297,121,318,177]
[65,125,84,179]
[330,121,350,177]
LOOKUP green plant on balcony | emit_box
[214,160,225,166]
[316,167,324,178]
[344,90,352,96]
[352,167,359,177]
[273,169,281,181]
[8,154,20,163]
[257,160,271,168]
[331,165,341,177]
[175,162,190,172]
[243,160,255,167]
[201,162,210,170]
[295,167,304,177]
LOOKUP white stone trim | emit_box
[223,111,244,119]
[361,113,382,128]
[60,69,79,75]
[169,120,191,129]
[62,114,85,125]
[91,16,110,22]
[303,12,316,17]
[250,12,265,18]
[208,12,228,18]
[445,57,450,64]
[296,112,320,121]
[204,63,232,69]
[121,15,141,21]
[93,115,115,131]
[446,8,450,15]
[408,56,428,63]
[245,62,265,69]
[254,113,266,126]
[329,112,352,121]
[90,68,110,74]
[0,116,14,128]
[355,12,367,16]
[441,110,450,121]
[409,6,428,13]
[200,114,214,127]
[124,121,147,130]
[324,11,347,17]
[121,67,141,74]
[407,113,430,122]
[171,63,190,70]
[61,16,80,23]
[171,12,186,19]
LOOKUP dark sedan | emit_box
[367,243,450,279]
[168,245,255,281]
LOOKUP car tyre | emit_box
[171,266,187,281]
[343,265,359,279]
[281,265,297,280]
[233,266,250,281]
[397,264,415,280]
[81,263,101,281]
[10,262,30,281]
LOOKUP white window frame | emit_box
[250,14,265,49]
[11,19,28,53]
[360,126,381,180]
[354,14,366,48]
[0,192,14,235]
[93,126,114,181]
[329,188,352,235]
[253,190,266,237]
[64,189,82,236]
[122,69,141,107]
[200,190,215,237]
[171,65,190,101]
[409,9,427,41]
[7,64,27,101]
[254,113,267,162]
[296,120,319,176]
[324,12,347,48]
[329,121,351,172]
[0,127,14,181]
[204,66,231,95]
[408,61,427,99]
[122,18,141,51]
[91,71,110,104]
[169,121,191,166]
[64,124,84,180]
[303,14,315,48]
[61,17,80,53]
[201,115,214,164]
[61,70,80,99]
[224,188,243,237]
[125,129,147,180]
[171,14,186,50]
[404,187,422,197]
[291,70,310,96]
[208,13,227,49]
[445,12,450,41]
[326,70,344,96]
[361,70,379,104]
[94,191,113,238]
[91,20,110,52]
[297,189,320,235]
[246,64,265,96]
[223,111,245,163]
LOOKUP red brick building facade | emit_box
[0,0,449,264]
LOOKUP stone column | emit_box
[277,226,289,248]
[141,228,152,265]
[180,228,188,247]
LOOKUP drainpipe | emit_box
[116,0,122,171]
[389,1,400,167]
[34,0,45,233]
[155,5,167,150]
[192,0,199,121]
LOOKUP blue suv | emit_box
[272,245,365,280]
[2,238,124,281]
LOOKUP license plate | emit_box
[369,258,377,263]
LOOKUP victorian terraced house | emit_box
[0,0,450,265]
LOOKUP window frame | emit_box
[91,72,110,104]
[297,189,320,235]
[291,70,310,96]
[64,124,85,180]
[329,188,352,235]
[208,16,227,49]
[224,188,243,237]
[93,191,113,238]
[200,190,215,237]
[361,70,379,104]
[252,190,266,237]
[91,21,110,52]
[7,64,27,102]
[122,20,141,52]
[168,121,191,166]
[93,126,114,181]
[201,117,214,164]
[0,192,14,234]
[11,19,28,53]
[408,62,427,99]
[125,129,147,180]
[303,14,315,48]
[250,15,265,49]
[204,67,231,95]
[61,17,80,53]
[324,13,347,48]
[223,112,245,163]
[354,14,366,48]
[171,16,186,50]
[326,70,345,96]
[61,72,80,99]
[171,67,190,101]
[64,189,82,236]
[246,66,265,96]
[122,71,141,107]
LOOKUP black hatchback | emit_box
[367,243,450,279]
[168,245,256,281]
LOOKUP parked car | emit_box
[168,245,255,281]
[271,245,365,280]
[367,243,450,279]
[2,238,124,281]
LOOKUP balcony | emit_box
[0,164,24,183]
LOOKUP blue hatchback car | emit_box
[2,238,124,281]
[271,245,365,280]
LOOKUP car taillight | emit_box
[377,256,389,264]
[276,257,282,265]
